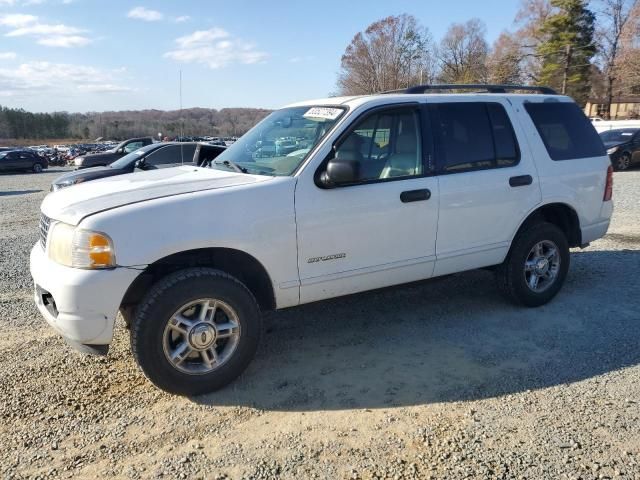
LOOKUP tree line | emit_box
[0,106,271,142]
[337,0,640,117]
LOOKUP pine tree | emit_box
[537,0,596,104]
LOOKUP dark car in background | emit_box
[600,128,640,171]
[51,142,226,190]
[73,137,154,169]
[0,149,48,173]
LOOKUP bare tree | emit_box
[437,19,489,84]
[514,0,554,83]
[487,32,525,84]
[594,0,640,117]
[336,14,434,94]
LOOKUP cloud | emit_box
[0,61,134,98]
[175,15,190,23]
[0,51,17,59]
[127,6,163,22]
[164,28,268,69]
[37,34,90,47]
[0,13,92,47]
[0,0,45,5]
[0,14,38,28]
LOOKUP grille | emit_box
[39,214,51,249]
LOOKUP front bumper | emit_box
[30,243,139,347]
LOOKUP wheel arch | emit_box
[512,202,582,249]
[121,247,276,315]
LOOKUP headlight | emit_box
[606,146,619,155]
[48,222,116,269]
[74,157,84,166]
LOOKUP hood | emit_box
[42,166,270,225]
[603,140,629,149]
[82,151,116,160]
[53,166,110,182]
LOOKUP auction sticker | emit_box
[303,107,343,121]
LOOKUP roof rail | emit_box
[382,84,558,95]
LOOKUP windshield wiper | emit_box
[213,159,248,174]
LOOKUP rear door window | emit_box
[145,144,196,166]
[432,102,520,172]
[524,102,606,160]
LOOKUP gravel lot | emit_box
[0,168,639,480]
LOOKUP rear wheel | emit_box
[614,153,631,171]
[131,268,262,395]
[496,222,570,307]
[32,163,43,173]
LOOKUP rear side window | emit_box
[146,144,196,166]
[524,102,606,160]
[433,102,520,173]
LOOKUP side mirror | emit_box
[134,158,145,169]
[318,156,359,188]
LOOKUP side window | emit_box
[145,145,195,166]
[19,152,34,159]
[524,102,606,160]
[124,141,144,154]
[334,107,423,182]
[487,104,519,167]
[433,102,520,173]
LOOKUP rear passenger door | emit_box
[429,100,542,276]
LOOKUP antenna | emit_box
[179,69,184,164]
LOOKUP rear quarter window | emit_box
[524,102,606,160]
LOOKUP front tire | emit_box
[32,163,43,173]
[496,222,570,307]
[131,268,262,395]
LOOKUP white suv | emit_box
[30,85,613,395]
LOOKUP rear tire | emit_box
[496,222,570,307]
[614,153,631,171]
[32,163,43,173]
[131,268,262,395]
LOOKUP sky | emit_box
[0,0,522,113]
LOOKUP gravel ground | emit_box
[0,168,639,480]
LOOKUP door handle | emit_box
[509,175,533,187]
[400,189,431,203]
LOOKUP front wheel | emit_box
[496,222,570,307]
[131,268,262,395]
[32,163,43,173]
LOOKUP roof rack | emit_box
[382,84,558,95]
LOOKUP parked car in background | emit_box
[74,137,154,169]
[600,128,640,171]
[51,142,226,190]
[0,149,48,173]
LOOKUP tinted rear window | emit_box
[525,102,606,160]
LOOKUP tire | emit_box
[496,222,570,307]
[32,163,43,173]
[131,267,262,395]
[614,153,631,171]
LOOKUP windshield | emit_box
[213,106,346,176]
[599,129,638,143]
[109,144,155,168]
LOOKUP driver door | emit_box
[294,104,439,304]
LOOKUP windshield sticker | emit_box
[303,107,343,121]
[621,132,633,136]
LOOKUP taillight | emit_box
[603,165,613,201]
